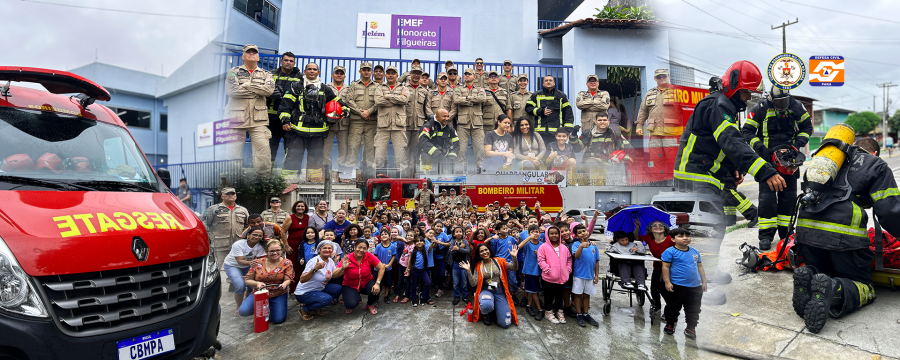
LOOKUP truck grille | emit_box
[35,257,204,337]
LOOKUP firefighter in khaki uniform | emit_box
[224,44,275,176]
[498,60,518,94]
[428,72,457,121]
[483,70,512,133]
[446,66,463,90]
[509,74,533,121]
[473,58,488,89]
[261,197,288,225]
[203,187,249,268]
[344,62,379,174]
[416,180,436,211]
[635,69,681,174]
[324,66,351,170]
[374,66,411,173]
[453,68,488,172]
[405,65,433,171]
[575,74,611,133]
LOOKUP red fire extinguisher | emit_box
[253,289,270,333]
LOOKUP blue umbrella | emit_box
[604,205,676,238]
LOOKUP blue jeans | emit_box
[295,283,342,313]
[432,260,446,291]
[507,270,519,293]
[452,268,469,299]
[238,292,288,324]
[479,288,512,328]
[223,264,249,295]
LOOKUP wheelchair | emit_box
[601,252,660,324]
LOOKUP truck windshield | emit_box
[0,107,160,192]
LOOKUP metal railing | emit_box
[538,20,572,30]
[216,53,574,96]
[155,160,244,190]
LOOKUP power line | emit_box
[778,0,900,25]
[18,0,220,19]
[707,0,771,25]
[679,0,781,50]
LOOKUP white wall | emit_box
[163,81,222,164]
[278,0,539,64]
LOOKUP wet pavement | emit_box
[212,236,731,359]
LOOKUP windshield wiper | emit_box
[74,180,157,192]
[0,175,96,191]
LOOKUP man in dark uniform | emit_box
[742,87,813,249]
[525,75,575,146]
[417,109,459,172]
[793,132,900,333]
[267,52,301,163]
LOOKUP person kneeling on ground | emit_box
[461,243,520,328]
[294,241,343,320]
[239,240,294,324]
[223,228,267,316]
[661,228,707,339]
[334,239,387,315]
[606,230,648,291]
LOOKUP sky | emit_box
[0,0,218,77]
[656,0,900,115]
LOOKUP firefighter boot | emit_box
[791,265,816,318]
[758,238,772,251]
[804,273,841,334]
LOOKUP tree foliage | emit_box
[845,111,880,135]
[594,5,656,20]
[235,173,288,200]
[889,109,900,134]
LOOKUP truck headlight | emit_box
[204,246,219,287]
[0,237,48,318]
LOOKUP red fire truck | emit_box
[0,68,219,360]
[363,176,564,214]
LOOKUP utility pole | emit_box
[772,18,799,53]
[877,82,897,144]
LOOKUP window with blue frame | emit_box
[233,0,279,33]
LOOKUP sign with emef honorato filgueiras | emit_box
[356,13,461,51]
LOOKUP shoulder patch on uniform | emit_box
[724,114,734,123]
[422,127,430,133]
[432,91,439,95]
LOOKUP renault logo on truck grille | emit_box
[131,237,149,261]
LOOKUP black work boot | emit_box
[758,239,772,251]
[792,266,815,318]
[804,273,841,334]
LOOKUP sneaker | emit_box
[556,310,567,324]
[511,294,521,307]
[584,313,599,327]
[535,309,544,321]
[576,314,586,327]
[622,282,635,290]
[525,305,535,317]
[545,310,559,324]
[684,328,697,339]
[759,239,772,251]
[436,290,444,298]
[482,314,492,326]
[564,306,577,318]
[664,323,676,335]
[636,283,648,292]
[452,297,460,305]
[804,273,837,334]
[747,216,759,228]
[792,266,815,318]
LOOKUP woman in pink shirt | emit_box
[537,225,573,324]
[333,239,387,315]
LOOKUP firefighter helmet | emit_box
[768,87,791,110]
[325,100,342,120]
[609,150,626,164]
[36,153,64,173]
[1,154,35,172]
[771,145,805,175]
[721,60,763,99]
[70,157,93,173]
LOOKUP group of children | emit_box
[289,205,706,337]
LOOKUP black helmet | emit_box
[768,87,791,110]
[738,242,761,271]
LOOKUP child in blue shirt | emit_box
[571,223,601,327]
[448,226,471,304]
[660,228,707,339]
[517,225,545,320]
[489,221,520,303]
[429,223,451,297]
[373,231,397,301]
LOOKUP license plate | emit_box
[116,328,175,360]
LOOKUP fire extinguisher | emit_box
[458,302,474,322]
[253,289,270,333]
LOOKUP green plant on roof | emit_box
[594,5,656,21]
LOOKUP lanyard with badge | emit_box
[482,260,498,291]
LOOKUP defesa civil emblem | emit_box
[768,53,806,90]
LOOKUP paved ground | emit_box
[211,235,732,360]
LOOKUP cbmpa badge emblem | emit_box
[132,236,149,262]
[767,53,806,90]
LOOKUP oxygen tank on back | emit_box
[804,123,855,185]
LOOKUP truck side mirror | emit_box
[157,168,171,188]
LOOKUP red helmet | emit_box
[609,150,626,164]
[324,100,343,120]
[36,153,64,173]
[70,157,93,173]
[721,60,763,99]
[1,154,36,172]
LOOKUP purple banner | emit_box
[390,14,460,51]
[214,119,243,145]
